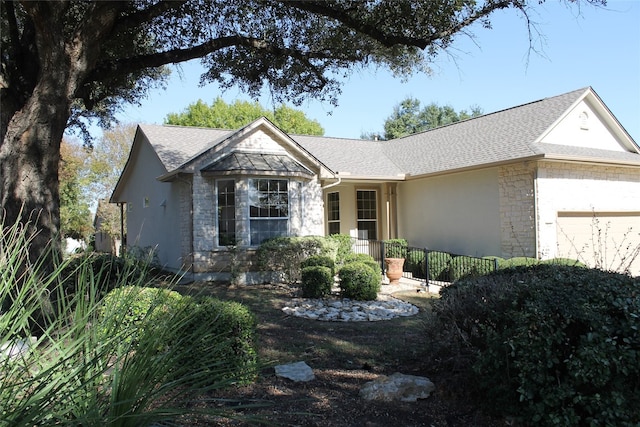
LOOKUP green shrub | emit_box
[100,288,258,385]
[255,236,338,283]
[338,262,381,301]
[426,264,640,426]
[99,286,184,346]
[301,266,334,298]
[384,238,407,259]
[327,233,353,265]
[450,255,496,281]
[301,255,336,276]
[499,256,539,269]
[169,296,258,385]
[342,252,381,275]
[60,252,149,294]
[426,251,452,280]
[482,255,505,267]
[407,249,426,279]
[541,257,587,267]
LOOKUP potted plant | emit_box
[384,239,407,285]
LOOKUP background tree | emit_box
[363,97,483,140]
[84,124,136,202]
[83,124,136,248]
[0,0,605,262]
[59,139,92,241]
[166,98,324,135]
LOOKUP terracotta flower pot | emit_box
[384,257,405,285]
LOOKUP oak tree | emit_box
[0,0,605,262]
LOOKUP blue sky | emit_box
[116,0,640,143]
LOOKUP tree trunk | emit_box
[0,81,70,264]
[0,3,77,265]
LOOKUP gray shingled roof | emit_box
[201,152,313,176]
[139,88,639,179]
[138,124,233,171]
[291,135,405,178]
[294,87,639,177]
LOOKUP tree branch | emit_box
[288,0,517,49]
[110,1,185,36]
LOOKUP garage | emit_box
[556,211,640,276]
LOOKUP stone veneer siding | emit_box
[184,128,326,275]
[498,163,536,258]
[178,178,193,271]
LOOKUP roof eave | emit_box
[334,173,406,181]
[404,155,545,180]
[540,154,640,168]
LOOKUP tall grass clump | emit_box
[0,218,258,426]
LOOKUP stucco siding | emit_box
[540,99,628,152]
[536,162,640,261]
[323,184,387,240]
[398,168,502,256]
[120,139,184,270]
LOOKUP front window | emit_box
[327,192,340,235]
[217,180,236,246]
[356,189,377,240]
[249,179,289,245]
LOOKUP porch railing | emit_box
[350,239,498,283]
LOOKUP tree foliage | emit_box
[166,98,324,135]
[0,0,606,261]
[364,97,483,140]
[59,139,92,240]
[85,124,136,202]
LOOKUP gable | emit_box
[182,118,328,178]
[539,97,634,153]
[111,130,168,202]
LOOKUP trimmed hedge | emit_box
[427,265,640,426]
[99,287,258,385]
[338,262,381,301]
[449,255,496,281]
[301,266,333,298]
[384,239,408,259]
[427,251,453,281]
[301,255,336,277]
[255,236,338,283]
[169,296,258,384]
[326,234,353,265]
[342,253,381,275]
[99,286,183,347]
[406,249,426,279]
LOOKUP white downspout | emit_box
[321,174,342,190]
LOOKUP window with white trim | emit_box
[217,179,236,246]
[356,189,377,240]
[249,179,289,245]
[327,192,340,235]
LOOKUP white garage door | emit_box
[556,212,640,276]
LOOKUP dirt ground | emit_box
[174,282,502,427]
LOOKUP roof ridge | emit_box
[141,123,238,132]
[390,87,590,141]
